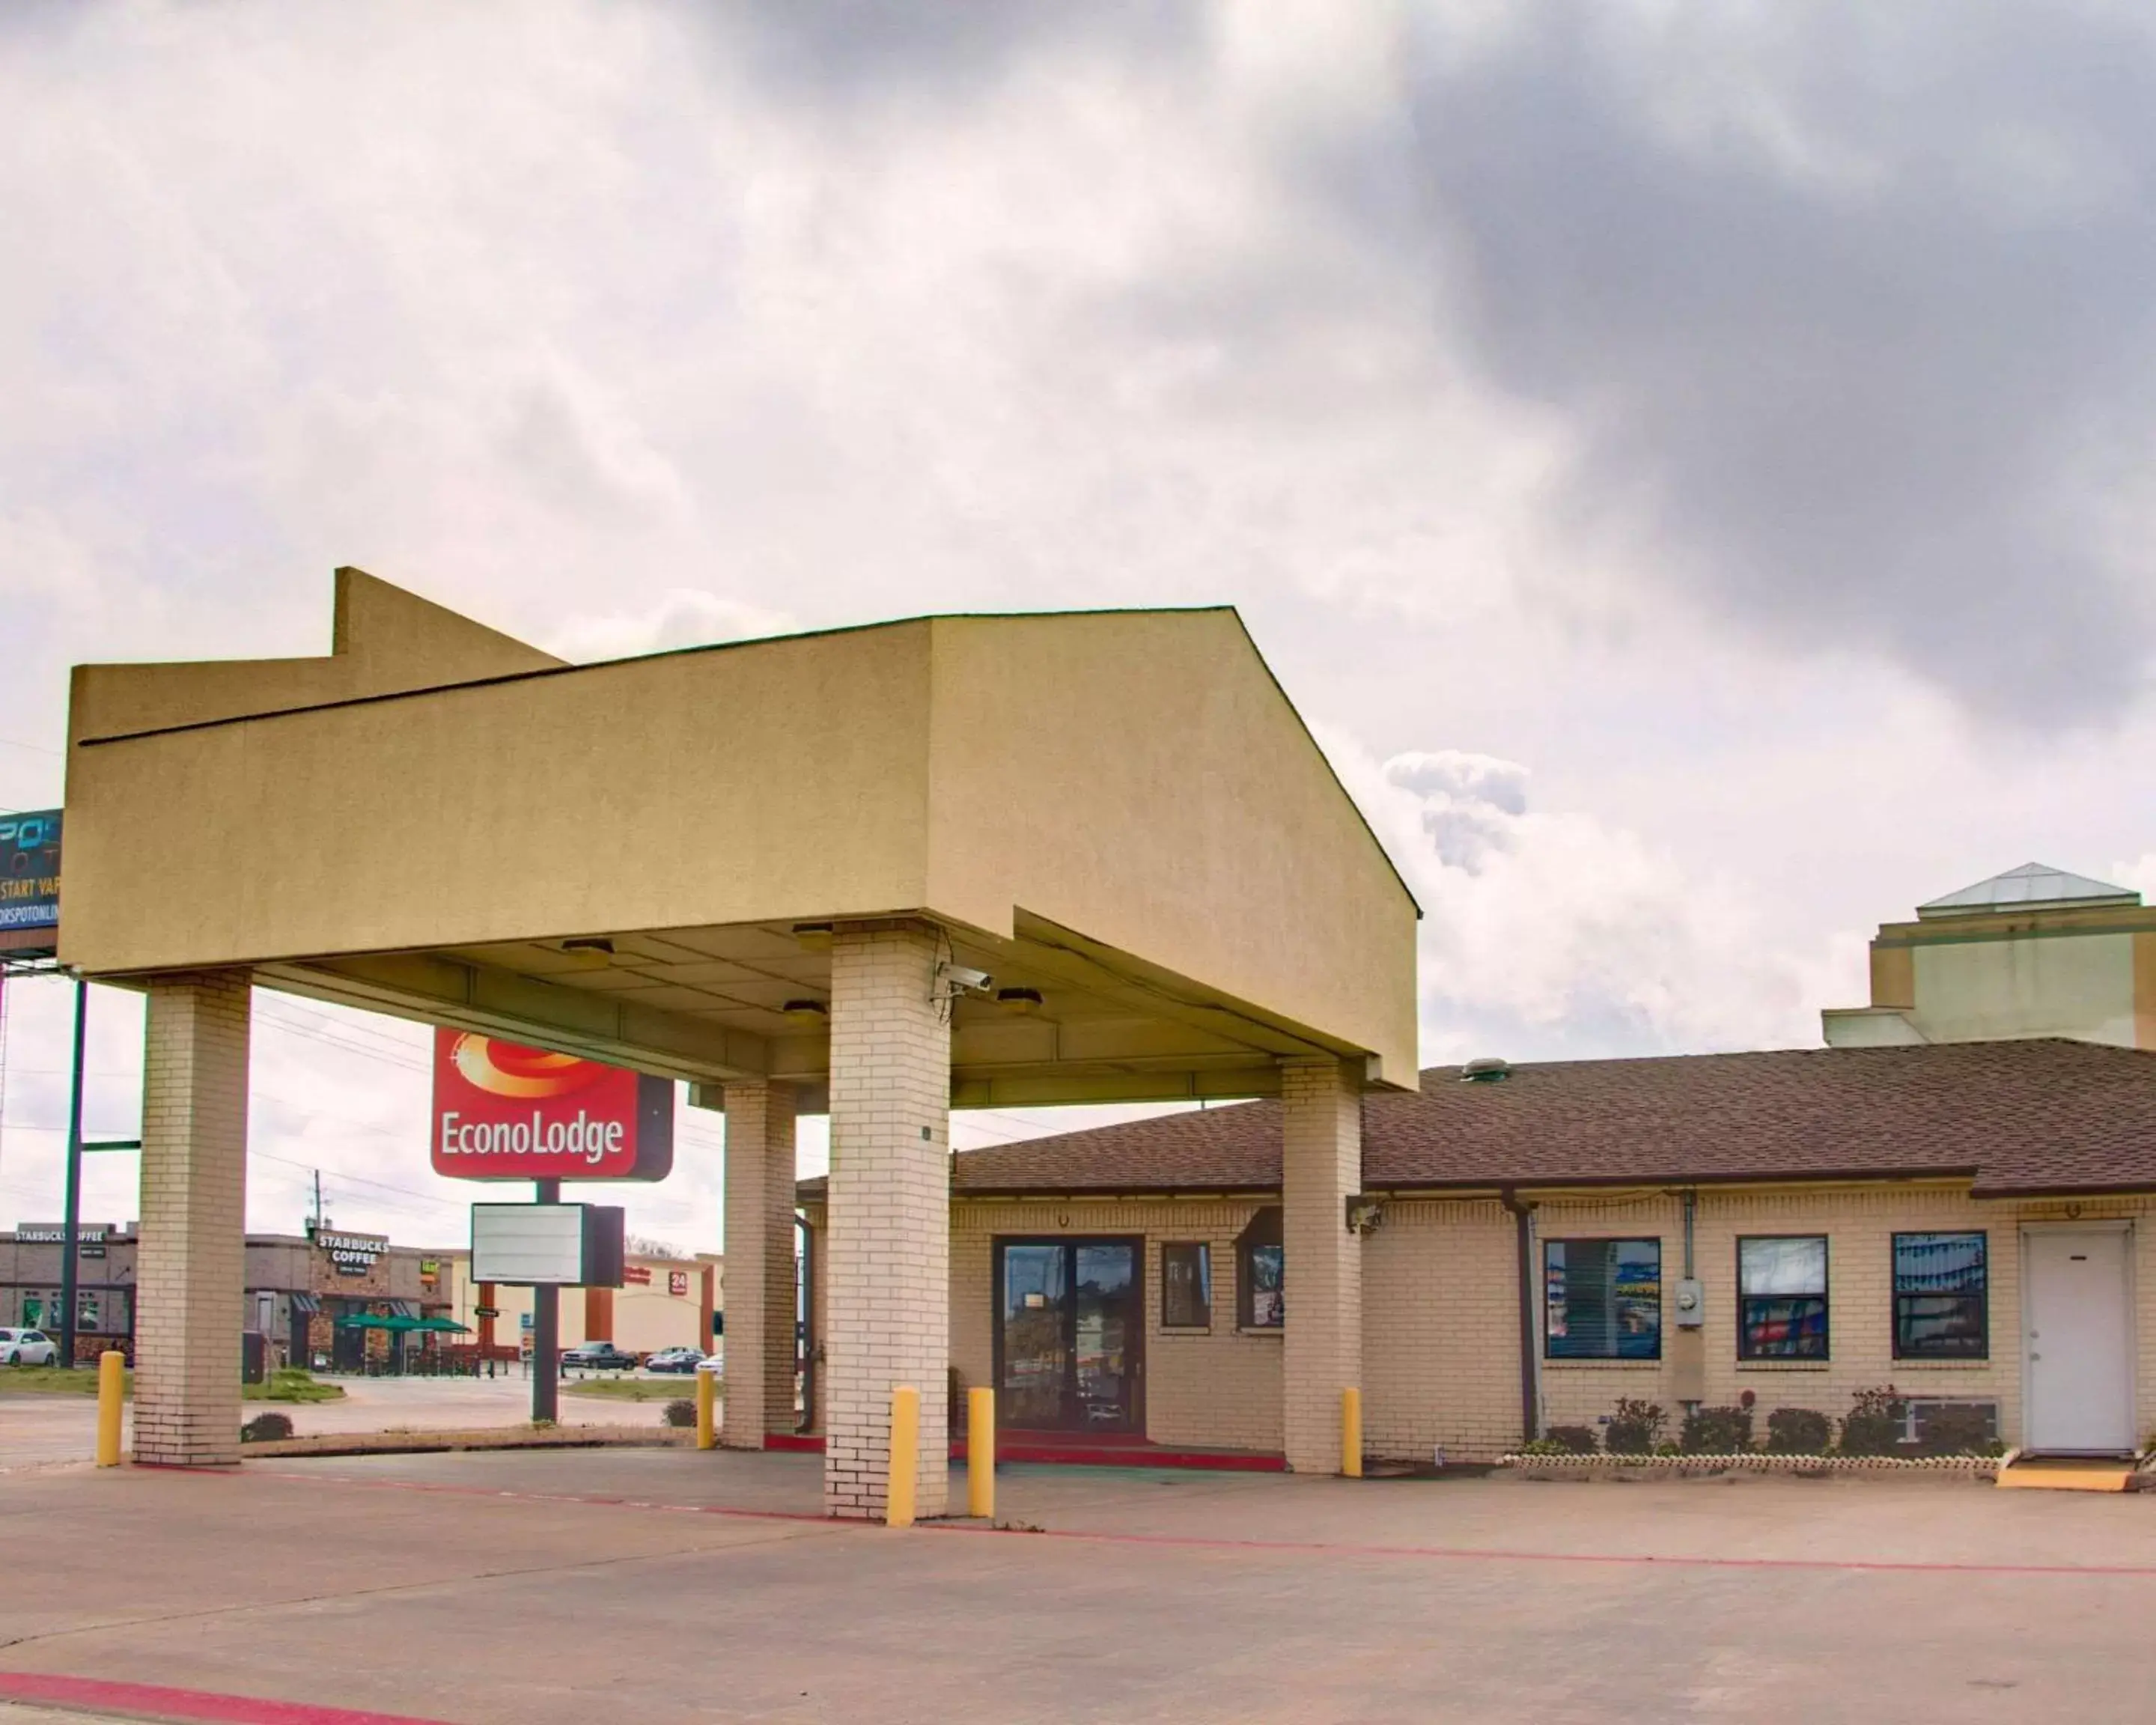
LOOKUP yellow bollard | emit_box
[96,1350,125,1467]
[1342,1387,1363,1479]
[968,1386,996,1520]
[695,1363,716,1451]
[886,1384,920,1528]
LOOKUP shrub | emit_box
[1545,1425,1599,1455]
[1916,1402,1995,1457]
[1838,1385,1908,1457]
[1764,1407,1833,1455]
[240,1411,293,1443]
[1517,1438,1571,1457]
[1604,1398,1664,1455]
[1679,1406,1754,1454]
[663,1398,698,1429]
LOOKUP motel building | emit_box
[797,1035,2156,1464]
[43,568,2156,1499]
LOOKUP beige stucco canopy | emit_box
[62,569,1419,1108]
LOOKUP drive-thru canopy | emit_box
[64,569,1419,1514]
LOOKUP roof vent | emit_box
[1460,1056,1511,1083]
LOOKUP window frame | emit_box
[1542,1236,1663,1362]
[1891,1230,1990,1361]
[1735,1233,1830,1361]
[1236,1206,1285,1331]
[1160,1241,1213,1332]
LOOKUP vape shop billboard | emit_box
[431,1029,673,1181]
[0,808,61,952]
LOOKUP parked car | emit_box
[0,1328,58,1366]
[559,1341,638,1372]
[644,1346,705,1375]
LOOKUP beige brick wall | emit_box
[943,1181,2156,1464]
[720,1080,800,1446]
[134,971,251,1467]
[823,925,951,1518]
[1362,1199,1524,1461]
[1530,1184,2156,1452]
[951,1198,1286,1452]
[1280,1059,1362,1473]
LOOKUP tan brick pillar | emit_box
[720,1079,800,1448]
[1281,1057,1362,1473]
[823,923,951,1518]
[135,971,252,1467]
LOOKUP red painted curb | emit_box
[0,1671,451,1725]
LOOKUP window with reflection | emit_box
[1544,1238,1661,1360]
[1893,1232,1988,1360]
[1738,1235,1829,1359]
[1161,1242,1211,1330]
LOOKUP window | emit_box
[1738,1235,1829,1360]
[1161,1243,1211,1329]
[1544,1238,1661,1359]
[1236,1206,1284,1329]
[1893,1232,1988,1359]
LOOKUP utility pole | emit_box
[311,1169,323,1233]
[58,979,87,1371]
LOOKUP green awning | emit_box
[412,1316,471,1333]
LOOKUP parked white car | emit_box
[0,1327,58,1366]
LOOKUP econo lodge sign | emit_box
[431,1029,674,1181]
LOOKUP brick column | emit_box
[1281,1057,1362,1473]
[720,1079,800,1447]
[823,923,951,1518]
[583,1286,614,1341]
[135,971,252,1467]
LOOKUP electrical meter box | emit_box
[1673,1277,1705,1327]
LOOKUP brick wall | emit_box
[823,924,951,1518]
[1362,1199,1524,1461]
[721,1080,800,1446]
[1280,1059,1362,1473]
[134,971,251,1467]
[1531,1185,2156,1452]
[944,1181,2156,1464]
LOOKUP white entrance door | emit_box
[2023,1228,2134,1454]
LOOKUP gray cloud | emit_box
[1387,1,2156,723]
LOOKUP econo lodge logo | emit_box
[430,1030,674,1181]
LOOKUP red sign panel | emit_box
[430,1029,673,1181]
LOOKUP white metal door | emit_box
[2023,1228,2134,1454]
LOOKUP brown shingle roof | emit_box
[797,1040,2156,1201]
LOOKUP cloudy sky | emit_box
[4,1,2154,1249]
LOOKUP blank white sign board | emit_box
[472,1203,587,1285]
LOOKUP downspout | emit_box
[1500,1189,1540,1446]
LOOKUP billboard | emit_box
[430,1029,673,1181]
[0,808,61,937]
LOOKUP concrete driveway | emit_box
[2,1449,2153,1724]
[0,1373,675,1470]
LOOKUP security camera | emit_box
[936,963,994,997]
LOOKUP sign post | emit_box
[532,1179,561,1424]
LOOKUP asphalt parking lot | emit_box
[3,1447,2154,1724]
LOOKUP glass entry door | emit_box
[995,1238,1142,1434]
